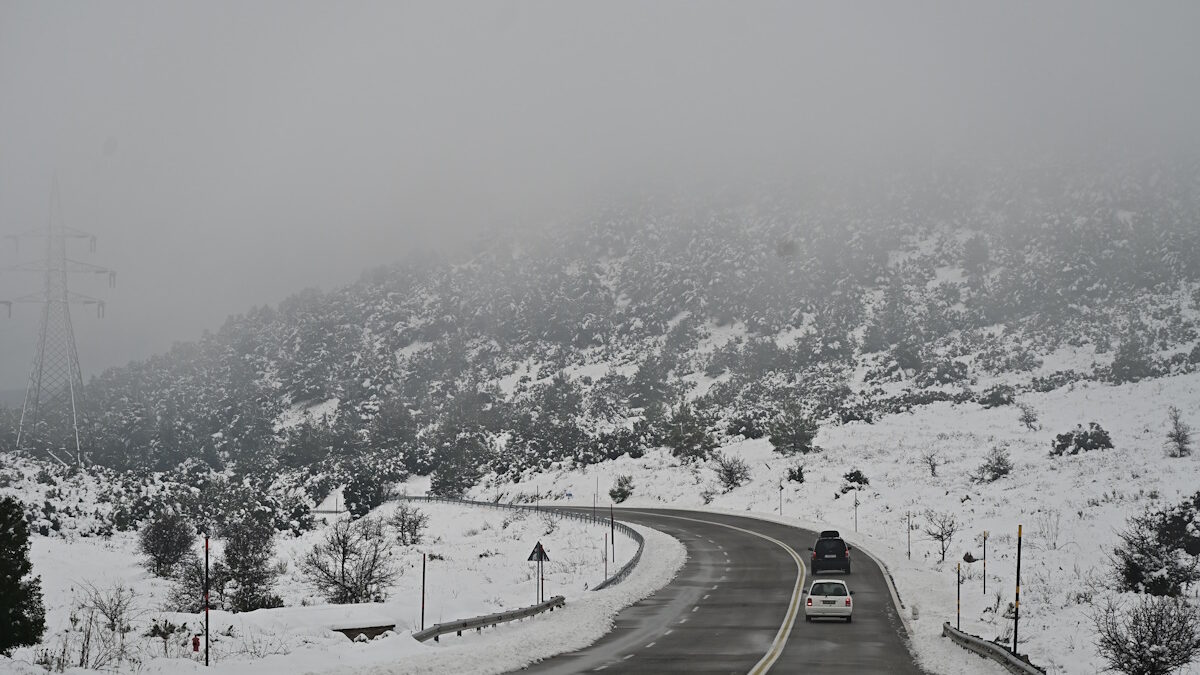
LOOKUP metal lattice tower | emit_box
[2,178,114,465]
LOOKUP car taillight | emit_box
[845,597,852,607]
[806,597,813,607]
[811,551,816,560]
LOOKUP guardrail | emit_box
[942,622,1046,674]
[395,495,647,641]
[413,596,565,642]
[399,495,645,592]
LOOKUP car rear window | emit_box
[811,582,847,597]
[815,539,845,555]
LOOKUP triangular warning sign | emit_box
[527,541,549,562]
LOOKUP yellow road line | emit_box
[622,511,806,675]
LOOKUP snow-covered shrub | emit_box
[786,464,805,484]
[915,359,968,387]
[725,411,768,440]
[1092,594,1200,675]
[839,468,869,494]
[138,510,196,577]
[978,384,1016,409]
[167,550,229,612]
[712,452,750,492]
[301,517,397,604]
[1111,493,1200,596]
[1050,422,1114,456]
[608,475,634,504]
[972,447,1013,483]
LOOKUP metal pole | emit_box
[421,553,426,631]
[779,483,783,516]
[956,562,961,630]
[604,533,608,578]
[610,504,615,562]
[983,532,988,595]
[1013,524,1022,654]
[204,534,209,667]
[854,493,859,532]
[907,512,911,560]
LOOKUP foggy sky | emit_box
[3,1,1199,390]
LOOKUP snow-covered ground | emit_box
[2,496,686,675]
[476,371,1200,675]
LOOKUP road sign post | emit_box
[528,541,550,603]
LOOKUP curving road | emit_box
[518,508,923,674]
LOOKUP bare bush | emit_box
[301,517,398,604]
[1034,510,1062,550]
[37,582,141,672]
[920,451,941,477]
[1092,595,1200,675]
[1018,402,1040,431]
[924,511,959,562]
[389,503,429,546]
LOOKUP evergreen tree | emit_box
[221,519,281,612]
[1111,317,1154,383]
[139,510,196,577]
[0,496,45,655]
[429,426,489,497]
[664,402,717,463]
[767,404,819,455]
[369,397,419,471]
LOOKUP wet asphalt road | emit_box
[516,508,923,675]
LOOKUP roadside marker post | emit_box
[203,533,209,667]
[610,504,615,562]
[1013,524,1023,655]
[982,531,989,595]
[956,562,961,630]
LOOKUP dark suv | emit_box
[809,535,851,574]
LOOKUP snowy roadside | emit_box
[1,499,685,675]
[130,524,685,675]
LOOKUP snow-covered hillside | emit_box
[481,371,1200,675]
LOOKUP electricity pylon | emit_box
[2,178,115,465]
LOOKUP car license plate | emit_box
[825,554,836,558]
[822,600,836,605]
